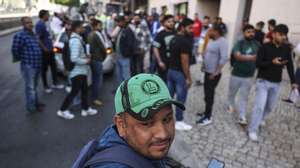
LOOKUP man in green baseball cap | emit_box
[72,73,185,168]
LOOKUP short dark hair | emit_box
[180,18,194,27]
[39,10,49,19]
[256,21,265,27]
[90,18,102,28]
[204,16,210,20]
[212,23,223,35]
[162,14,174,23]
[71,20,83,32]
[20,16,30,24]
[268,19,276,26]
[274,24,289,34]
[243,24,255,32]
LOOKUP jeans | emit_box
[116,57,131,84]
[21,64,40,111]
[60,75,89,111]
[227,75,253,119]
[90,60,103,101]
[131,52,144,76]
[41,51,58,88]
[167,69,188,121]
[248,79,281,133]
[204,72,222,119]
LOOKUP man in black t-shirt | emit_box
[153,15,175,81]
[167,18,194,131]
[254,21,265,45]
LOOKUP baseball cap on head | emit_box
[115,74,185,121]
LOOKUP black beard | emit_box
[245,37,253,41]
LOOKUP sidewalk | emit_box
[171,64,300,168]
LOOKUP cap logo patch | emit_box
[141,108,149,118]
[142,80,160,95]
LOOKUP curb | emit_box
[0,26,22,37]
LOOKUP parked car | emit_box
[53,29,115,77]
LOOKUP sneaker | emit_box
[175,121,192,131]
[238,117,248,125]
[248,132,258,142]
[196,117,212,126]
[93,100,103,106]
[81,108,98,117]
[227,105,235,113]
[65,86,71,93]
[260,120,266,127]
[45,88,53,94]
[52,84,64,89]
[57,110,75,120]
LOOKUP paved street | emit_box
[1,32,300,168]
[0,33,118,168]
[181,65,300,168]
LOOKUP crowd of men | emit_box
[11,6,299,146]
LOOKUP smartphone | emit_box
[207,158,225,168]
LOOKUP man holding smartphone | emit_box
[248,24,298,141]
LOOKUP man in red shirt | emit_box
[192,13,202,64]
[193,13,202,38]
[264,19,276,43]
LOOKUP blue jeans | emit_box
[227,75,253,119]
[90,60,103,101]
[248,79,281,133]
[21,64,40,112]
[116,57,131,84]
[167,69,187,121]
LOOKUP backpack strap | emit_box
[84,145,156,168]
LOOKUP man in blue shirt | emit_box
[12,17,44,113]
[35,10,63,93]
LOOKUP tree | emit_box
[54,0,80,7]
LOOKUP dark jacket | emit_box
[91,125,166,168]
[117,27,137,58]
[88,31,107,62]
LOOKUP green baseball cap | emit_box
[115,73,185,121]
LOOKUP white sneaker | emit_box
[249,132,258,142]
[81,107,98,117]
[260,120,266,127]
[65,86,71,93]
[45,88,53,94]
[238,117,248,125]
[57,110,75,120]
[227,105,235,113]
[52,84,64,89]
[175,121,192,131]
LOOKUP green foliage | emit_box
[54,0,80,7]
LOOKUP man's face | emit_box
[44,13,49,21]
[77,24,84,34]
[268,25,274,32]
[23,17,34,31]
[115,105,175,159]
[184,24,194,36]
[244,28,255,40]
[203,18,210,27]
[273,32,287,44]
[97,23,102,31]
[133,15,141,25]
[208,28,217,38]
[164,18,175,30]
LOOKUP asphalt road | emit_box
[0,33,119,168]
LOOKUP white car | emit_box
[53,29,115,77]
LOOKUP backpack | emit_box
[230,40,245,67]
[63,37,86,71]
[71,139,156,168]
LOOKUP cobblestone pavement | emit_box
[180,64,300,168]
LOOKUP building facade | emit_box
[148,0,300,48]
